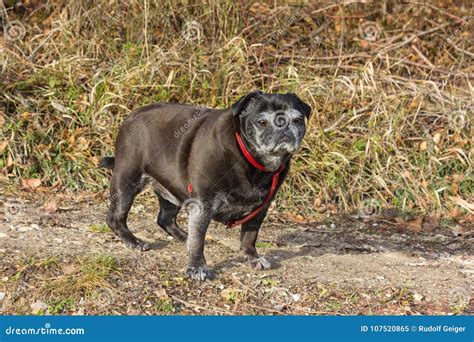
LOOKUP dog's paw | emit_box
[170,229,188,243]
[186,266,214,281]
[247,256,272,270]
[124,238,151,252]
[160,225,188,243]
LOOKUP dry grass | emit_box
[0,0,472,216]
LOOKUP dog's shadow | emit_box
[213,216,472,272]
[148,240,170,250]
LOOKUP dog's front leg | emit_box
[185,200,213,281]
[240,209,272,270]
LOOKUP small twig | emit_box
[411,44,435,68]
[169,295,237,315]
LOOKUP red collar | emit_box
[225,131,285,227]
[187,131,285,227]
[234,131,269,172]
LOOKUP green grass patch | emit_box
[88,224,111,233]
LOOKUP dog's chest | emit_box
[211,183,269,219]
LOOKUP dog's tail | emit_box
[99,157,115,170]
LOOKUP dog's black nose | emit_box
[283,130,294,142]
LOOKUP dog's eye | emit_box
[293,117,304,125]
[256,119,268,128]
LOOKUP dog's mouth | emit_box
[271,139,300,155]
[272,129,303,154]
[274,143,298,154]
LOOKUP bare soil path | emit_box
[0,189,472,315]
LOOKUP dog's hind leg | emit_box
[106,170,151,251]
[155,194,188,242]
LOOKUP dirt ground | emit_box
[0,188,472,315]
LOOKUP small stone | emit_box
[31,300,48,314]
[0,292,5,304]
[413,293,424,302]
[274,304,287,311]
[330,223,336,229]
[17,226,33,233]
[0,233,7,238]
[291,293,302,302]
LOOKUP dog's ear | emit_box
[287,93,311,119]
[231,90,263,116]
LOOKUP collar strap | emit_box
[225,131,285,227]
[234,131,269,172]
[225,164,284,227]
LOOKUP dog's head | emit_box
[232,90,311,171]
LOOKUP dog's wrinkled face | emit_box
[232,91,311,171]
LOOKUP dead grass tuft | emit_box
[0,1,472,216]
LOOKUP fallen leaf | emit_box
[31,300,48,314]
[76,137,89,151]
[419,141,428,151]
[313,197,322,207]
[413,293,424,302]
[21,112,31,120]
[459,214,474,224]
[0,141,7,155]
[220,287,238,300]
[283,213,306,223]
[406,216,423,232]
[422,216,439,231]
[450,196,474,213]
[51,101,68,113]
[154,288,169,299]
[359,40,369,48]
[6,154,13,169]
[21,178,41,189]
[449,207,461,218]
[41,201,58,215]
[62,264,79,275]
[394,216,423,232]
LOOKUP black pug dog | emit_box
[100,90,311,280]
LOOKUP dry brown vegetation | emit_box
[0,0,473,218]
